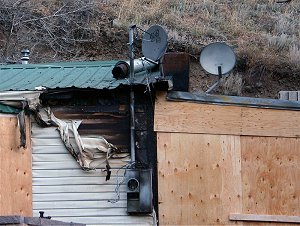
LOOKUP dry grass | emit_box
[289,44,300,67]
[111,0,300,93]
[222,73,243,96]
[1,0,299,96]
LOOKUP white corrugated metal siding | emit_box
[31,122,154,225]
[279,91,300,101]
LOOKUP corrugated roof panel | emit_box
[85,66,112,88]
[0,61,161,91]
[0,68,25,86]
[10,68,54,90]
[72,66,103,88]
[0,68,30,89]
[54,67,87,88]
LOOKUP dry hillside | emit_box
[0,0,299,98]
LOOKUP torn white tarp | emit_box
[36,108,128,174]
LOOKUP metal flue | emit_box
[21,49,30,64]
[112,58,157,79]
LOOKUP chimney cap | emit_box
[21,49,30,54]
[21,49,30,64]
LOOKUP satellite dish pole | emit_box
[129,24,136,163]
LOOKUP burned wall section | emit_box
[40,86,158,213]
[41,88,130,152]
[134,87,158,214]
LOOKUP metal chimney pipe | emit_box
[21,49,30,64]
[112,58,157,79]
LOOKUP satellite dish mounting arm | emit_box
[206,66,222,94]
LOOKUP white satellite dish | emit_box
[200,42,236,76]
[199,42,236,93]
[142,25,168,61]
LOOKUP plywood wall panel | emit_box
[154,93,300,137]
[240,108,300,138]
[0,116,32,216]
[241,136,300,217]
[154,95,243,135]
[157,133,243,225]
[155,93,300,225]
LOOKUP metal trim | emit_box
[166,91,300,111]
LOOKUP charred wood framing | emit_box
[40,86,158,213]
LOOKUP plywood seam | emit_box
[155,92,300,137]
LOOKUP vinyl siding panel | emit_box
[31,122,154,225]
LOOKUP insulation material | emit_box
[17,109,26,148]
[35,108,128,171]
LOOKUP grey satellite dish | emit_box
[200,42,236,76]
[142,25,168,61]
[199,42,236,93]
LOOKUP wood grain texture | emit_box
[154,92,300,137]
[0,116,32,216]
[241,136,300,217]
[157,132,242,225]
[240,108,300,137]
[155,94,242,135]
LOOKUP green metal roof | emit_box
[0,61,161,91]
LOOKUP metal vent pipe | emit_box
[112,58,157,79]
[21,49,30,64]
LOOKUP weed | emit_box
[288,44,300,68]
[222,73,243,96]
[267,33,296,51]
[111,0,299,89]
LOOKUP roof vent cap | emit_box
[21,49,30,64]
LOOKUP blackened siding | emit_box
[40,87,158,218]
[42,89,131,152]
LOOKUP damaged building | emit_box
[0,56,180,225]
[0,51,300,226]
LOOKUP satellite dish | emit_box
[199,42,236,93]
[200,42,236,76]
[142,25,168,61]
